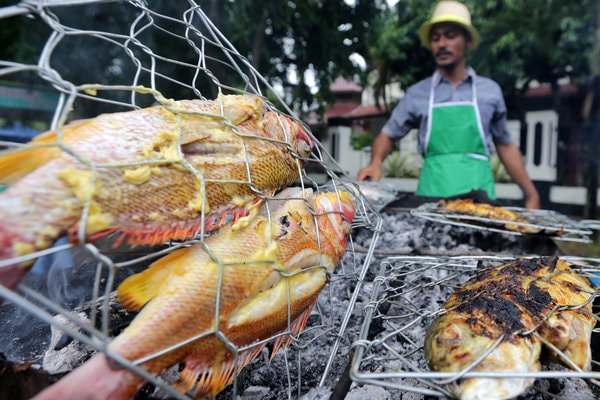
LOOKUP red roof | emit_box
[523,84,579,97]
[330,76,362,93]
[325,101,360,119]
[348,104,388,117]
[325,103,390,120]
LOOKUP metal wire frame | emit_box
[411,202,594,243]
[350,255,600,399]
[0,1,383,398]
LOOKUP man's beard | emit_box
[437,60,458,71]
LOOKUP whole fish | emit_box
[440,198,542,234]
[424,256,595,400]
[32,187,356,400]
[0,94,313,288]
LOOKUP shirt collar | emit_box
[432,67,476,87]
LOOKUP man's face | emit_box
[429,22,471,70]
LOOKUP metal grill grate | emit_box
[351,255,600,399]
[411,202,594,243]
[0,1,382,398]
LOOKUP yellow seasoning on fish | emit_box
[424,256,595,400]
[0,94,313,289]
[32,187,356,400]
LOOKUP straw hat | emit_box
[418,1,480,50]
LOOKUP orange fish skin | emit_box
[0,94,313,288]
[31,187,355,400]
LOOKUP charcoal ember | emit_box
[0,204,586,400]
[345,384,394,399]
[529,363,598,399]
[43,312,94,374]
[298,386,332,400]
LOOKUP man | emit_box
[357,1,540,209]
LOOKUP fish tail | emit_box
[31,354,143,400]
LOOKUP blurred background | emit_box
[0,0,599,217]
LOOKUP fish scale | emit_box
[31,187,356,400]
[0,94,313,290]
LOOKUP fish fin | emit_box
[230,196,264,231]
[0,130,66,184]
[175,344,267,397]
[80,200,261,248]
[117,248,192,310]
[270,298,317,359]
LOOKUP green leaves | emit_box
[367,0,597,113]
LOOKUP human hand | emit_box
[357,164,382,182]
[524,193,540,210]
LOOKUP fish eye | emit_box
[279,215,290,227]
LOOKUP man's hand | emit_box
[356,132,394,182]
[524,192,540,210]
[496,142,541,210]
[357,163,382,182]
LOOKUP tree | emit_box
[1,0,384,118]
[203,0,382,113]
[368,0,597,115]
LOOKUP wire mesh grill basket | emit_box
[411,202,594,243]
[0,1,382,398]
[350,255,600,399]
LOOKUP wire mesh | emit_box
[350,255,600,399]
[0,1,382,399]
[411,202,593,243]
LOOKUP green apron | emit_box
[415,73,496,199]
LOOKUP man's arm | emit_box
[495,142,540,209]
[357,132,395,181]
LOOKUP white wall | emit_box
[524,110,558,181]
[325,126,371,178]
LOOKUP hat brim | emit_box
[418,15,480,50]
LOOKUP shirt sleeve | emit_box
[484,79,514,146]
[381,84,423,140]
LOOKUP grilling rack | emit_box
[349,255,600,399]
[0,1,386,399]
[411,202,594,243]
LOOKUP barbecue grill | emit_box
[2,2,600,400]
[411,202,594,243]
[349,255,600,399]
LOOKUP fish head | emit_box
[314,190,356,227]
[312,190,356,270]
[262,188,354,273]
[262,112,313,159]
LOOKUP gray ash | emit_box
[0,205,593,400]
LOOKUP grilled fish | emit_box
[440,198,542,234]
[0,94,313,289]
[31,187,356,400]
[424,256,595,400]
